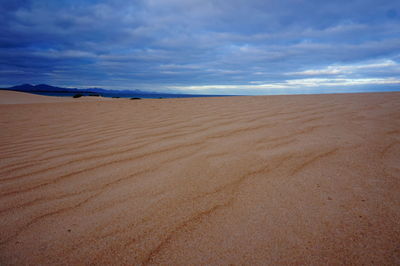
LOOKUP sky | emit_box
[0,0,400,95]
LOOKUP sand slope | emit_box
[0,92,399,265]
[0,90,109,104]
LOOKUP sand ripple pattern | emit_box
[1,93,400,265]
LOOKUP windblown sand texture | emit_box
[0,90,109,105]
[0,92,399,265]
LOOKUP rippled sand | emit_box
[1,92,399,265]
[0,90,109,104]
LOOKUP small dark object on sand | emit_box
[130,97,141,100]
[73,94,83,98]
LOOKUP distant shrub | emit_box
[73,94,83,98]
[112,96,120,98]
[130,97,141,100]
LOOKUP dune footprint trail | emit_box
[1,93,400,265]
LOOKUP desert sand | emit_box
[0,92,399,265]
[0,90,109,104]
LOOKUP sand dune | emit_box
[0,90,109,104]
[0,92,399,265]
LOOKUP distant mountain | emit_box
[5,84,96,93]
[2,84,165,95]
[1,84,229,99]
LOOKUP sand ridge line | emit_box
[0,139,208,197]
[0,189,103,246]
[1,107,261,171]
[0,142,208,215]
[3,121,338,232]
[142,200,232,265]
[0,109,287,185]
[290,148,340,176]
[142,151,308,264]
[254,123,332,149]
[0,97,332,160]
[380,141,400,158]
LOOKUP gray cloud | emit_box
[0,0,399,93]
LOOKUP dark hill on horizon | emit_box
[2,84,159,95]
[0,84,228,99]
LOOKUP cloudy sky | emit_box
[1,0,400,94]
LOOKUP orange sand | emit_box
[0,92,399,264]
[0,90,109,104]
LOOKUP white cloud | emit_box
[286,77,400,86]
[289,59,398,76]
[171,77,400,94]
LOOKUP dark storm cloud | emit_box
[0,0,399,93]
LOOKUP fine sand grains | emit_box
[0,90,110,104]
[0,92,399,264]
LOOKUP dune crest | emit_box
[0,90,109,104]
